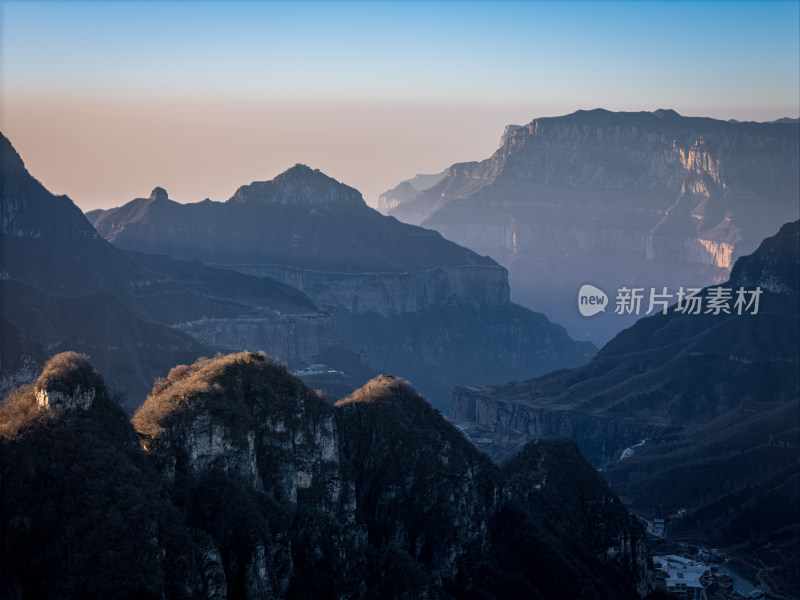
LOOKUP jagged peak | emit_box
[149,187,169,202]
[500,124,525,145]
[652,108,681,119]
[227,164,365,207]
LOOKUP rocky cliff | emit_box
[1,351,652,599]
[231,263,510,316]
[384,109,800,344]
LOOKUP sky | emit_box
[1,0,798,211]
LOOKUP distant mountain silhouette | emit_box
[380,109,800,345]
[90,164,494,274]
[377,169,447,212]
[87,164,596,410]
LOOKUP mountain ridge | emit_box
[380,108,799,345]
[451,220,800,596]
[1,351,651,598]
[84,160,596,410]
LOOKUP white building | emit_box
[653,555,711,600]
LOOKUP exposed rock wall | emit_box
[389,110,799,344]
[174,313,337,364]
[232,264,510,315]
[451,386,655,466]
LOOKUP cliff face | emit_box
[386,110,799,344]
[175,313,336,363]
[123,251,338,368]
[1,352,651,599]
[239,263,510,315]
[451,386,656,466]
[451,221,800,589]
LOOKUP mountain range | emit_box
[84,161,595,410]
[379,109,800,345]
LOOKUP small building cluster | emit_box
[653,555,713,599]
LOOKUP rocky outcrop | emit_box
[136,353,351,510]
[31,352,103,412]
[134,352,367,598]
[451,386,656,465]
[0,351,654,599]
[387,109,799,344]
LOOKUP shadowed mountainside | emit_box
[452,220,800,597]
[0,133,341,409]
[86,163,596,410]
[2,351,652,599]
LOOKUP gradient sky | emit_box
[2,0,798,210]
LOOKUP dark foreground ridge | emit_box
[2,351,652,599]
